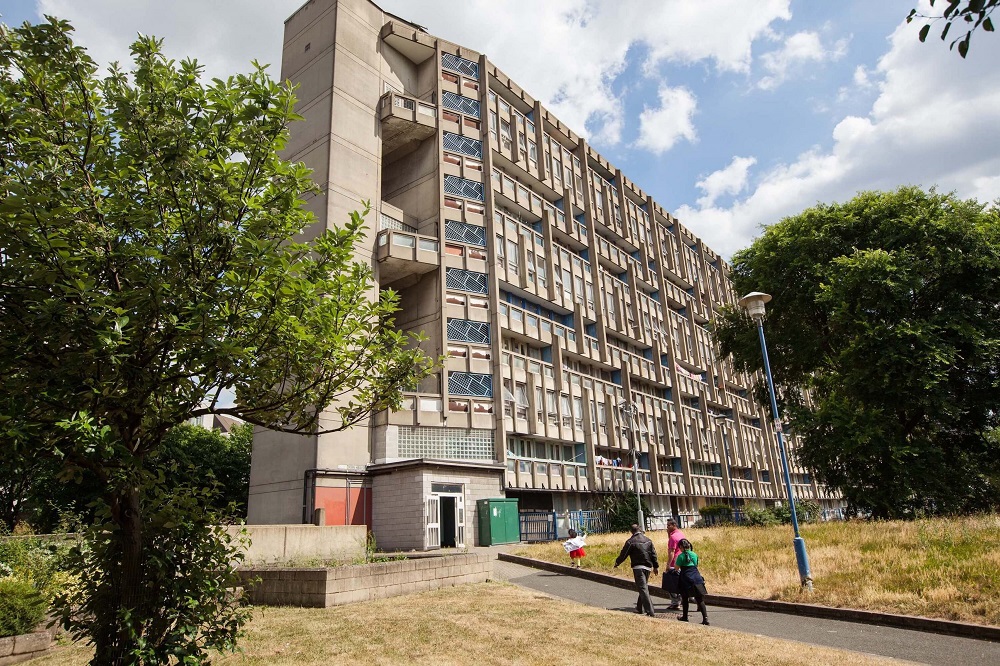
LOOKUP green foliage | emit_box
[714,187,1000,519]
[157,423,252,518]
[0,17,433,664]
[741,505,779,527]
[0,530,73,598]
[55,473,251,665]
[908,0,998,58]
[699,504,734,525]
[0,578,47,638]
[597,493,652,533]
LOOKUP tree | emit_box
[714,187,1000,519]
[158,423,252,518]
[0,17,432,665]
[908,0,998,58]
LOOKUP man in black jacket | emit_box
[614,523,659,617]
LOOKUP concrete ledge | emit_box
[0,631,52,665]
[228,525,367,565]
[498,553,1000,643]
[242,552,492,608]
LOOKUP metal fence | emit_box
[518,511,557,542]
[567,509,608,535]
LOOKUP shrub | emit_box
[0,528,73,598]
[54,474,252,665]
[0,578,47,637]
[597,493,652,533]
[796,500,821,523]
[742,505,779,527]
[699,504,734,526]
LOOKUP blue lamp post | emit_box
[738,291,813,591]
[619,402,644,529]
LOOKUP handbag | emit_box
[662,569,680,593]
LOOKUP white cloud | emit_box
[695,156,757,208]
[634,85,698,155]
[853,64,873,88]
[37,0,301,82]
[677,18,1000,259]
[757,30,848,90]
[34,0,793,148]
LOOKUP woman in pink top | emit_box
[665,518,686,609]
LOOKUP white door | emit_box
[456,498,466,547]
[425,496,440,549]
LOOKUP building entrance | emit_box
[424,483,465,549]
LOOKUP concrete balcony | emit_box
[376,229,439,287]
[379,91,437,159]
[731,478,757,498]
[506,459,589,492]
[659,472,688,495]
[594,466,652,494]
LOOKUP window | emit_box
[443,110,460,124]
[515,382,529,419]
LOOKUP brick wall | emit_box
[241,552,492,607]
[372,468,426,550]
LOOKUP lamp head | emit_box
[737,291,772,322]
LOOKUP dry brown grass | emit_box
[31,582,910,666]
[513,514,1000,626]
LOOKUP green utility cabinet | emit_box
[477,498,520,546]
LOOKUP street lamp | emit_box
[737,291,813,591]
[618,402,645,529]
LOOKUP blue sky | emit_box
[3,0,998,259]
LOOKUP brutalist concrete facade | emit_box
[247,0,844,549]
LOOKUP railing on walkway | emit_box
[519,511,557,542]
[567,509,608,535]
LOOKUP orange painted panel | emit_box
[314,486,372,528]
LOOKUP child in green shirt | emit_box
[673,538,709,625]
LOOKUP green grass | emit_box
[513,514,1000,626]
[31,582,908,666]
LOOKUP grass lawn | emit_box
[31,582,909,666]
[512,514,1000,626]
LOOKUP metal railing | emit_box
[519,511,557,542]
[567,509,609,535]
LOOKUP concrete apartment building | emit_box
[247,0,844,550]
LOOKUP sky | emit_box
[2,0,998,260]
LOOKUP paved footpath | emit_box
[492,559,1000,666]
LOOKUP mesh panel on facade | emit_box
[398,426,493,460]
[443,175,484,201]
[443,132,483,159]
[441,53,479,79]
[442,91,481,118]
[447,318,490,344]
[446,268,488,294]
[445,220,487,246]
[448,371,493,397]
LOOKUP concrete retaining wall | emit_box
[241,552,492,607]
[229,524,367,565]
[0,632,52,665]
